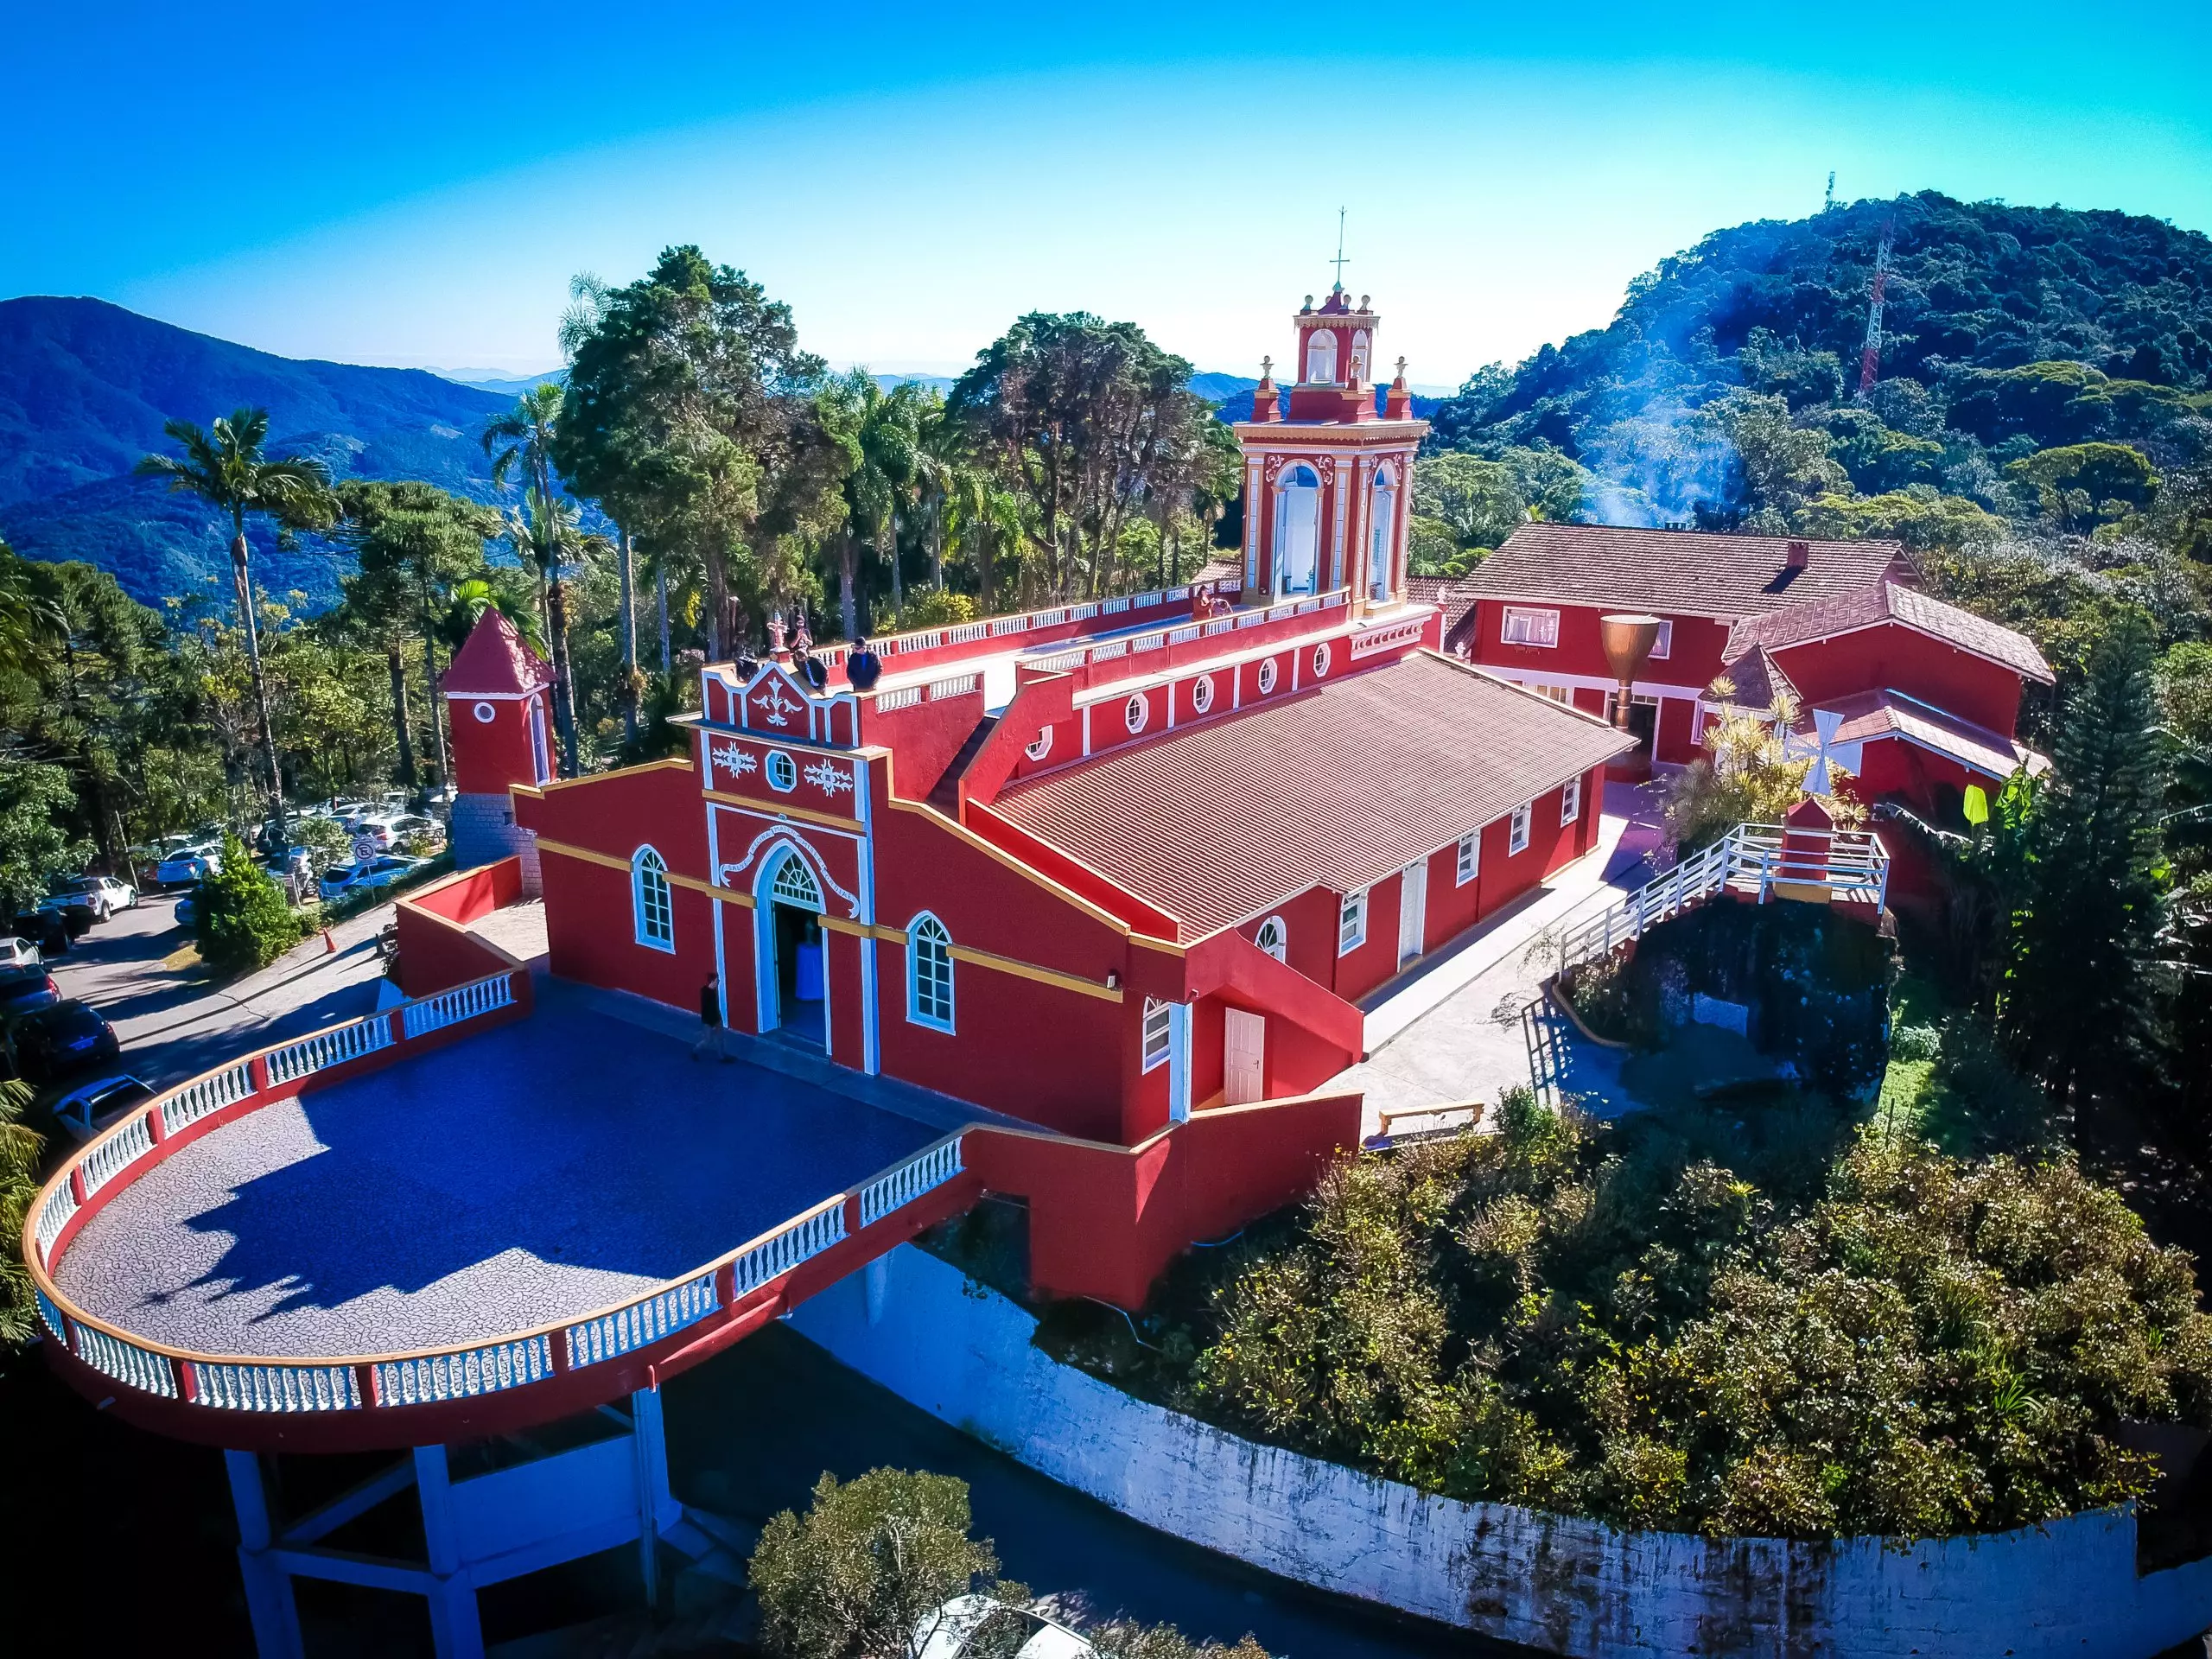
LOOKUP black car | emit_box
[8,1000,120,1085]
[0,970,61,1026]
[10,910,71,954]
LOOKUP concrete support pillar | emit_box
[227,1451,304,1659]
[632,1389,671,1612]
[414,1445,484,1659]
[865,1254,892,1325]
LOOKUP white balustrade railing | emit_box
[860,1135,965,1228]
[927,673,979,701]
[35,1286,67,1343]
[74,1320,179,1398]
[989,615,1027,637]
[731,1203,848,1300]
[947,620,990,644]
[1101,596,1131,614]
[376,1334,552,1406]
[1131,632,1165,654]
[267,1013,394,1084]
[1069,603,1097,621]
[159,1060,252,1135]
[34,1180,78,1264]
[79,1113,154,1197]
[1203,616,1235,636]
[192,1359,362,1412]
[873,686,922,712]
[1033,650,1085,674]
[1133,590,1162,607]
[1554,823,1890,976]
[1167,625,1200,645]
[400,973,515,1040]
[567,1271,717,1367]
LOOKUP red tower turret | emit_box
[442,609,555,888]
[1233,285,1428,613]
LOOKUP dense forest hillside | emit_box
[0,297,512,606]
[1420,192,2212,553]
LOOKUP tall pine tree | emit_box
[2004,610,2169,1119]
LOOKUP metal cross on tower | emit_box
[1331,208,1350,288]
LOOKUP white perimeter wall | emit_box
[790,1245,2212,1658]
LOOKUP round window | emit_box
[1124,694,1147,734]
[1312,642,1332,677]
[472,701,497,724]
[1257,659,1279,695]
[1190,674,1214,715]
[1025,726,1053,762]
[766,751,798,792]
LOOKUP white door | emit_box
[1398,860,1428,968]
[1224,1008,1266,1106]
[1280,486,1319,594]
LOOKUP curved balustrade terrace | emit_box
[23,973,976,1451]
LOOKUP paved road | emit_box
[47,889,394,1090]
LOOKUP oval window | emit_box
[1313,643,1332,678]
[1124,694,1147,734]
[766,751,798,792]
[473,702,497,724]
[1026,726,1053,762]
[1190,675,1214,715]
[1257,659,1279,695]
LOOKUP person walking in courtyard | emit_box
[692,973,733,1062]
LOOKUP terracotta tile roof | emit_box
[442,608,555,696]
[1461,523,1911,619]
[1712,645,1800,713]
[1820,690,2048,780]
[1726,582,2055,684]
[992,652,1632,938]
[1405,575,1483,639]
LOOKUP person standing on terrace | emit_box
[692,973,733,1062]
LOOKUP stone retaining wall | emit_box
[791,1245,2212,1657]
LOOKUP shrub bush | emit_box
[194,833,302,975]
[1060,1090,2212,1541]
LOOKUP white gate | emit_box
[1398,860,1428,969]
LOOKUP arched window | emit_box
[1304,329,1337,385]
[1348,330,1370,385]
[632,847,674,950]
[907,912,954,1031]
[769,848,823,911]
[1370,465,1398,601]
[1255,915,1287,962]
[1273,464,1319,596]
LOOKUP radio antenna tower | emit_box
[1856,217,1895,397]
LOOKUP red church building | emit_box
[461,287,1631,1148]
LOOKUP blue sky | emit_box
[10,3,2210,385]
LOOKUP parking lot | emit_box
[22,885,399,1101]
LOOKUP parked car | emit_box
[0,969,60,1025]
[264,846,315,879]
[9,910,70,954]
[40,873,139,924]
[156,842,223,887]
[7,999,120,1085]
[319,855,423,904]
[385,814,446,852]
[0,937,41,973]
[50,1074,156,1143]
[175,889,200,931]
[340,813,402,853]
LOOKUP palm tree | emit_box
[136,408,334,842]
[500,489,606,775]
[823,372,925,637]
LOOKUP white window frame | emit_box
[906,912,955,1033]
[1026,725,1052,761]
[1255,914,1287,963]
[1190,674,1214,715]
[1648,619,1675,660]
[1311,642,1331,678]
[766,750,798,792]
[1124,693,1147,734]
[1510,803,1532,855]
[1338,889,1367,955]
[1141,997,1173,1071]
[1561,778,1581,827]
[1257,658,1279,695]
[1500,606,1560,649]
[632,846,674,952]
[1456,830,1480,887]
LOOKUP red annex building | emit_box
[484,288,1630,1146]
[1452,522,2055,821]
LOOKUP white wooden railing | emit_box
[28,1073,971,1416]
[1553,823,1890,976]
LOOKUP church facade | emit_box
[449,288,1631,1150]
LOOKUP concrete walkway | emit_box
[1332,781,1666,1136]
